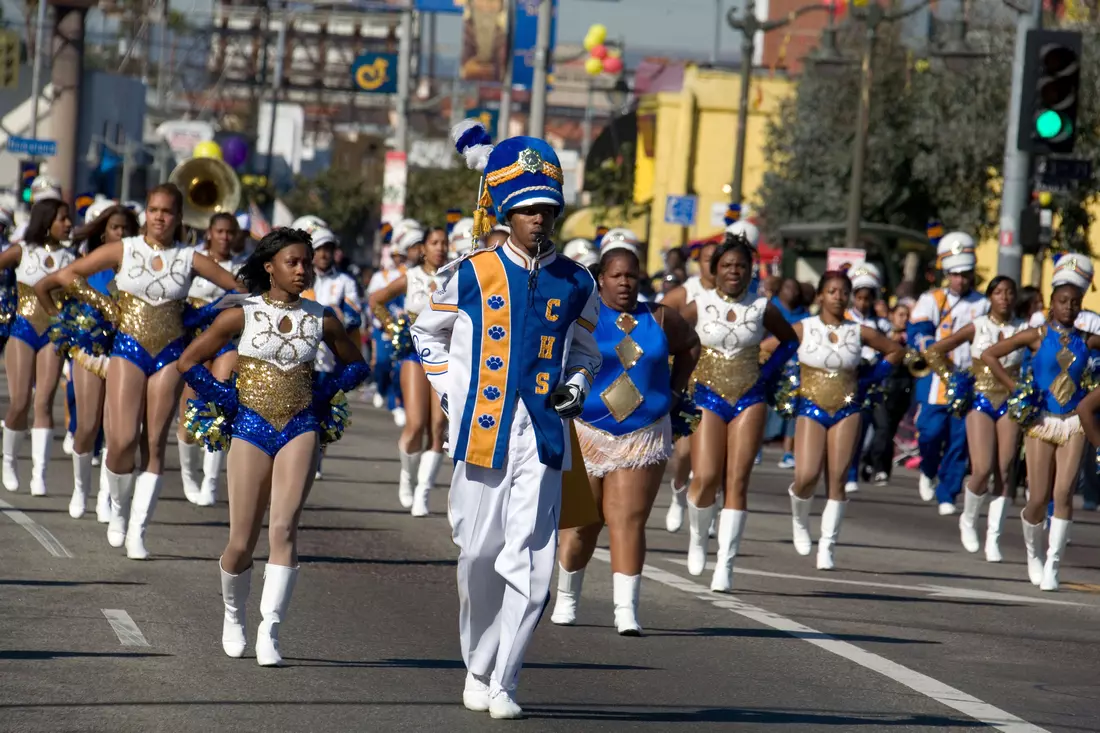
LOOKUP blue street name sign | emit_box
[664,194,698,227]
[7,136,57,157]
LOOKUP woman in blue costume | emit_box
[0,208,16,357]
[981,256,1100,591]
[36,184,241,560]
[680,236,799,592]
[177,227,367,666]
[775,271,901,571]
[176,212,245,507]
[549,239,700,635]
[927,276,1027,562]
[0,199,74,496]
[43,204,140,521]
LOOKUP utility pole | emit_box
[712,0,722,64]
[527,0,553,138]
[497,0,514,140]
[395,8,412,153]
[29,0,47,139]
[844,7,881,249]
[155,0,169,112]
[262,3,285,182]
[996,0,1043,284]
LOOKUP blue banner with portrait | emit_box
[415,0,463,13]
[511,0,558,90]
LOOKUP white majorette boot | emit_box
[125,472,162,560]
[709,490,722,537]
[817,499,847,570]
[69,452,94,519]
[95,451,112,523]
[959,487,985,553]
[665,478,688,532]
[984,495,1007,563]
[1040,517,1071,592]
[613,572,642,636]
[220,561,251,658]
[256,563,299,667]
[550,565,585,626]
[178,441,203,504]
[789,486,813,556]
[198,449,224,507]
[104,469,135,547]
[2,424,23,492]
[1020,513,1046,587]
[686,498,716,577]
[397,449,421,510]
[28,428,52,496]
[710,508,747,592]
[411,450,443,517]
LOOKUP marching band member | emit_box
[177,213,244,506]
[0,198,74,495]
[366,226,404,415]
[927,276,1026,561]
[844,262,891,492]
[982,257,1099,591]
[368,225,450,516]
[450,217,478,259]
[412,123,601,718]
[907,232,988,515]
[551,239,699,634]
[178,227,368,666]
[682,234,798,592]
[0,207,17,358]
[36,184,240,559]
[780,271,901,570]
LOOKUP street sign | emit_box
[664,194,698,227]
[826,247,866,271]
[1036,157,1092,185]
[7,136,58,157]
[351,53,399,94]
[465,107,499,137]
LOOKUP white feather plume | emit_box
[450,118,494,173]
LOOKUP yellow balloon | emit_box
[587,23,608,45]
[192,140,223,161]
[583,33,598,52]
[585,57,604,76]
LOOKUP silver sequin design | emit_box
[237,295,325,371]
[115,236,195,305]
[798,317,861,371]
[695,289,767,357]
[15,244,75,286]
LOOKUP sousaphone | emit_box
[169,157,242,230]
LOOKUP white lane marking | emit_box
[591,548,1048,733]
[0,498,73,558]
[102,609,150,647]
[661,557,1085,607]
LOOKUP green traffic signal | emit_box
[1035,109,1064,139]
[21,189,31,203]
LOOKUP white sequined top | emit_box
[187,254,244,303]
[405,265,441,316]
[683,275,710,305]
[798,316,862,372]
[694,289,768,358]
[15,244,75,286]
[971,315,1027,368]
[237,295,326,370]
[115,236,196,305]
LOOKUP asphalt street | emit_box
[2,398,1100,733]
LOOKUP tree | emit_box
[282,168,379,245]
[404,165,483,227]
[585,140,650,227]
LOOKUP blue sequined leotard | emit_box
[795,316,863,429]
[12,243,75,351]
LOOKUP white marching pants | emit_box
[449,401,561,696]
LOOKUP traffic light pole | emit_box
[995,0,1042,284]
[28,0,47,139]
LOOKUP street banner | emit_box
[382,151,408,224]
[511,0,558,90]
[826,247,867,271]
[459,0,508,83]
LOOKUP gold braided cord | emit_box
[485,160,564,187]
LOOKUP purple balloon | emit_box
[222,136,249,169]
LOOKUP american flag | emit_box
[249,201,272,239]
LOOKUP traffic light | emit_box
[19,162,38,204]
[0,30,19,90]
[1017,30,1081,155]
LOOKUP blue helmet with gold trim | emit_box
[483,137,565,219]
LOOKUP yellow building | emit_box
[632,65,794,274]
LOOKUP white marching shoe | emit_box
[612,573,642,636]
[816,499,847,571]
[104,468,135,548]
[686,498,715,577]
[197,450,224,507]
[29,427,52,496]
[178,441,203,504]
[550,566,584,625]
[411,450,442,517]
[391,407,407,428]
[463,672,491,712]
[665,479,687,533]
[710,509,746,592]
[488,690,523,720]
[789,486,813,556]
[95,452,112,523]
[1020,513,1046,587]
[2,425,23,492]
[256,563,299,667]
[918,473,937,502]
[125,472,162,560]
[984,495,1007,563]
[1040,517,1070,592]
[220,562,251,658]
[959,488,985,553]
[398,450,421,510]
[69,452,94,519]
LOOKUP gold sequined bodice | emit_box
[118,292,184,356]
[16,283,52,335]
[694,347,760,405]
[236,357,314,430]
[799,365,858,416]
[971,362,1017,410]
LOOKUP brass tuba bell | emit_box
[168,157,242,231]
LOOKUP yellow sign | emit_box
[0,30,19,90]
